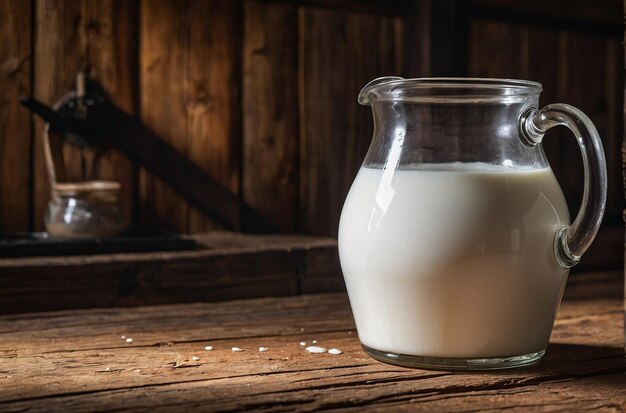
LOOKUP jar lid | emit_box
[52,181,121,196]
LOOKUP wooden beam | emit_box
[252,0,411,16]
[468,0,622,37]
[431,0,468,76]
[0,232,341,314]
[242,1,299,232]
[0,0,32,235]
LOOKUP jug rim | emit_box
[359,77,543,105]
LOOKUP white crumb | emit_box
[299,341,306,346]
[192,356,200,361]
[126,338,133,343]
[121,335,126,339]
[104,367,110,371]
[232,347,244,352]
[328,348,343,355]
[305,346,327,354]
[204,346,214,351]
[312,340,317,344]
[258,347,268,352]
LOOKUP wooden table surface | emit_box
[1,275,624,412]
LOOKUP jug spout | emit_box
[358,76,404,105]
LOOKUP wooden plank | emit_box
[242,1,299,232]
[299,8,404,236]
[563,270,623,300]
[403,0,431,77]
[0,232,339,314]
[573,225,624,272]
[300,244,344,294]
[468,0,622,37]
[33,0,138,231]
[256,0,411,15]
[604,36,624,228]
[431,0,468,76]
[0,0,32,235]
[83,102,256,231]
[139,0,242,233]
[0,289,622,411]
[468,19,528,79]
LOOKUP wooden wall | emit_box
[0,0,406,236]
[0,0,622,268]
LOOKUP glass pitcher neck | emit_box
[361,77,548,169]
[359,77,542,106]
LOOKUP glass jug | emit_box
[338,77,607,370]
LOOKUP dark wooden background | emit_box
[0,0,623,269]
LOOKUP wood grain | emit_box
[468,19,528,79]
[403,0,431,77]
[431,0,468,76]
[139,0,242,233]
[242,1,299,232]
[257,0,411,15]
[0,232,340,314]
[299,8,404,236]
[0,283,623,412]
[468,0,622,36]
[604,35,624,227]
[0,0,32,235]
[33,0,138,231]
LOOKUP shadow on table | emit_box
[492,343,626,376]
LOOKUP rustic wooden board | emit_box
[468,19,528,79]
[0,0,32,235]
[257,0,411,15]
[139,0,242,233]
[603,35,624,227]
[431,0,468,76]
[242,1,299,232]
[0,280,623,412]
[33,0,138,230]
[468,0,622,36]
[403,0,431,77]
[299,8,404,236]
[0,232,340,314]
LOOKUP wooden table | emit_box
[1,273,624,412]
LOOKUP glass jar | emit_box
[45,181,127,238]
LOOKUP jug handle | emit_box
[358,76,405,105]
[519,104,607,268]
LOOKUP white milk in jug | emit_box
[338,163,570,358]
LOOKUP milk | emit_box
[338,163,570,358]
